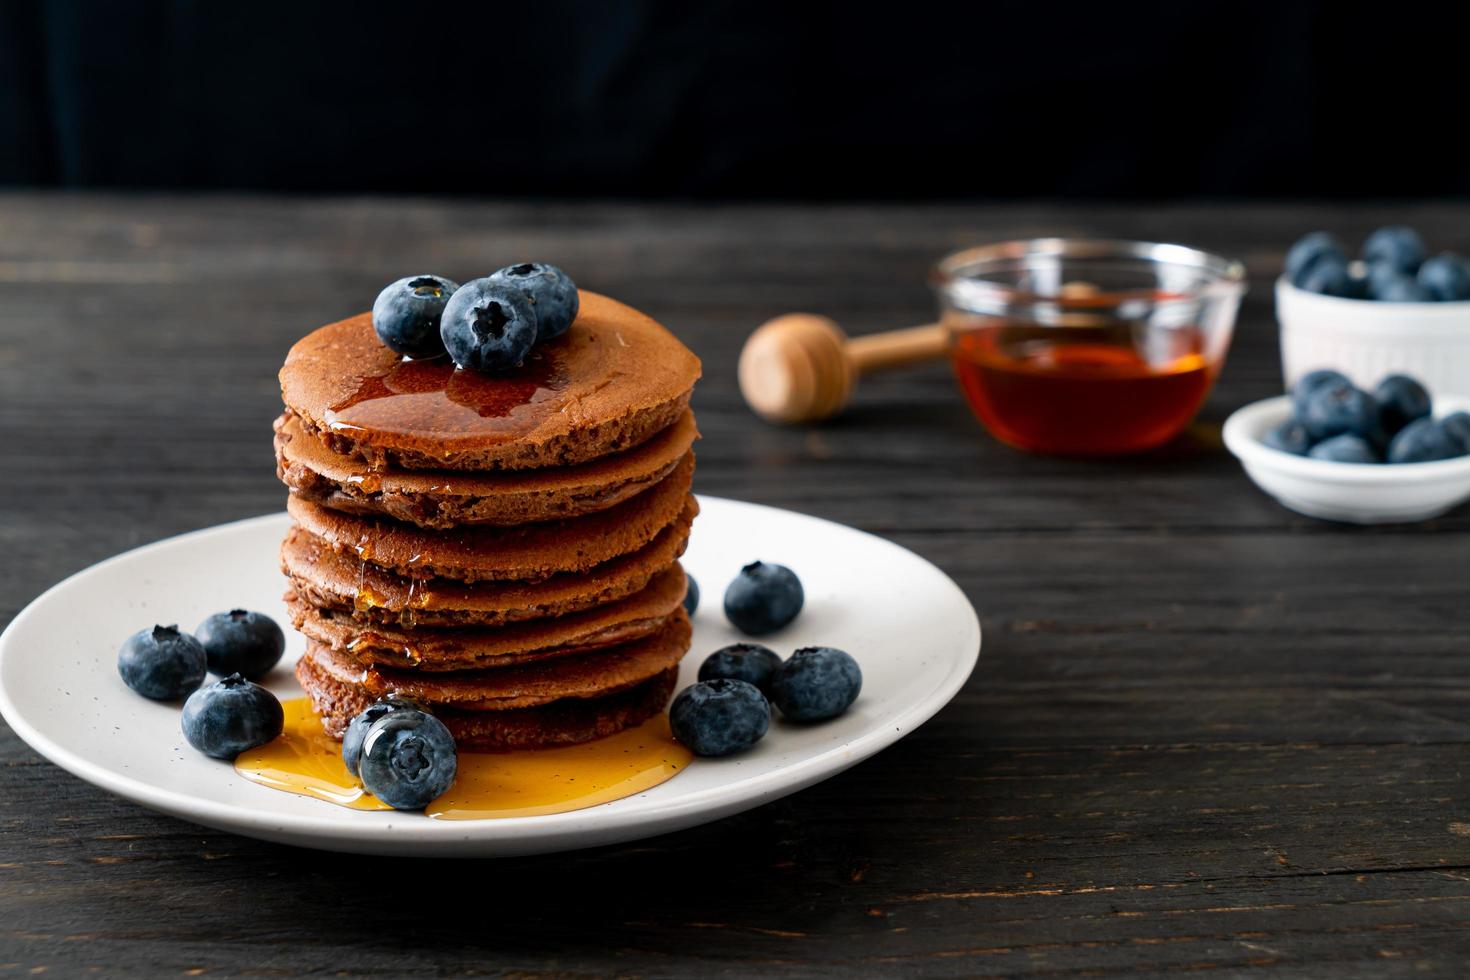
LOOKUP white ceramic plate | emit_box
[0,496,979,857]
[1223,395,1470,524]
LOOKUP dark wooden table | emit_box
[3,196,1469,977]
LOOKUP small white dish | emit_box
[0,496,980,857]
[1276,276,1470,396]
[1223,395,1470,524]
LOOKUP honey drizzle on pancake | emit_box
[323,345,573,445]
[235,697,692,819]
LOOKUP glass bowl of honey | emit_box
[935,239,1246,455]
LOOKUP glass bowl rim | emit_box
[931,238,1248,313]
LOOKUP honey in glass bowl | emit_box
[935,240,1245,456]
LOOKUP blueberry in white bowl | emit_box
[1362,225,1426,276]
[181,673,284,759]
[1308,433,1378,464]
[117,625,207,700]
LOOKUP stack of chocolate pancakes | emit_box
[274,291,702,750]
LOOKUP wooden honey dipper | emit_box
[738,314,950,423]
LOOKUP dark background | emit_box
[3,0,1468,200]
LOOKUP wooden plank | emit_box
[2,195,1469,976]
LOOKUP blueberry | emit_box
[489,262,579,342]
[1308,434,1379,464]
[1296,253,1353,296]
[724,561,804,636]
[342,697,425,778]
[1372,273,1431,303]
[1418,253,1470,301]
[1373,375,1432,436]
[181,673,284,759]
[698,642,783,693]
[1292,369,1350,416]
[439,278,539,373]
[1299,380,1379,442]
[1341,271,1371,299]
[1442,411,1470,450]
[1263,419,1311,456]
[371,275,459,358]
[683,575,699,615]
[194,609,285,679]
[117,625,207,700]
[1285,232,1346,286]
[669,679,770,757]
[769,647,863,723]
[1362,226,1427,275]
[358,708,457,810]
[1387,417,1465,463]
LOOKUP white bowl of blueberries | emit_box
[1277,227,1470,398]
[1224,371,1470,524]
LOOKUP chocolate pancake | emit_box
[279,499,696,627]
[275,409,698,529]
[280,292,702,472]
[285,452,693,583]
[298,610,690,711]
[297,659,678,751]
[288,563,687,671]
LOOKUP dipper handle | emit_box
[847,323,950,373]
[738,314,950,424]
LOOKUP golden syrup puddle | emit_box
[234,698,692,820]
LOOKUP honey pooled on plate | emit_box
[235,697,692,819]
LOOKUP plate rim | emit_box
[0,496,981,851]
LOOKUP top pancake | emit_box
[280,291,702,472]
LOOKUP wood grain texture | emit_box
[3,195,1470,977]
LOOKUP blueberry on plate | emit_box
[1299,379,1379,442]
[1291,369,1350,416]
[669,679,770,757]
[1373,375,1432,436]
[1441,411,1470,450]
[439,278,539,373]
[372,275,459,358]
[683,575,700,615]
[1296,253,1352,296]
[1262,419,1311,456]
[181,673,284,759]
[1362,226,1427,275]
[698,642,783,694]
[194,609,285,679]
[118,625,207,700]
[342,696,425,778]
[724,561,804,636]
[1387,417,1465,463]
[358,707,457,810]
[1308,434,1379,464]
[1418,253,1470,301]
[489,262,579,342]
[1285,232,1346,286]
[1372,272,1432,303]
[769,647,863,723]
